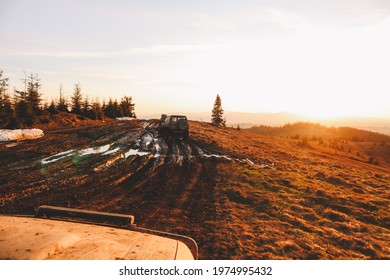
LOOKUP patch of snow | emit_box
[153,141,161,158]
[132,138,141,149]
[176,155,184,166]
[142,121,149,128]
[51,149,75,158]
[79,144,111,156]
[0,129,44,142]
[140,133,153,149]
[204,154,232,161]
[124,149,150,158]
[260,162,275,168]
[41,144,120,165]
[102,147,120,155]
[194,146,205,156]
[116,117,135,121]
[41,150,74,164]
[5,142,19,148]
[195,147,232,160]
[194,145,273,167]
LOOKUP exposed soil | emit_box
[0,119,389,259]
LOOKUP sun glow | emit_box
[185,18,390,120]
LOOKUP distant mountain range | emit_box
[244,122,390,143]
[138,111,390,135]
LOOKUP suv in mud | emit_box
[159,115,189,139]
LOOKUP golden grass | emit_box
[189,121,390,259]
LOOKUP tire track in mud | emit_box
[92,134,200,212]
[63,120,162,209]
[0,120,153,211]
[80,125,219,258]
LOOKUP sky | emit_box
[1,0,390,119]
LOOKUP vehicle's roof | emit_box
[168,115,187,118]
[0,215,193,260]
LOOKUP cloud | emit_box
[277,0,390,27]
[189,0,390,34]
[2,44,206,58]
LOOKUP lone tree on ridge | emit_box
[211,94,226,127]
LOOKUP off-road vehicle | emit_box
[0,205,197,260]
[159,115,189,139]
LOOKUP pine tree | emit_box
[12,73,42,126]
[211,94,226,127]
[26,73,42,125]
[119,96,136,118]
[71,83,82,114]
[26,73,42,116]
[14,85,30,127]
[82,95,91,117]
[0,70,9,97]
[57,84,68,112]
[48,99,58,114]
[91,98,103,120]
[113,99,120,117]
[104,98,118,119]
[0,70,14,128]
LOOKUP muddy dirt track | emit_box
[0,119,231,259]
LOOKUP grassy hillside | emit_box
[244,122,390,167]
[189,121,390,259]
[245,122,390,142]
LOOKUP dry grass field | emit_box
[190,121,390,259]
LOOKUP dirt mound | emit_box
[36,112,117,130]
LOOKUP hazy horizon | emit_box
[1,0,390,119]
